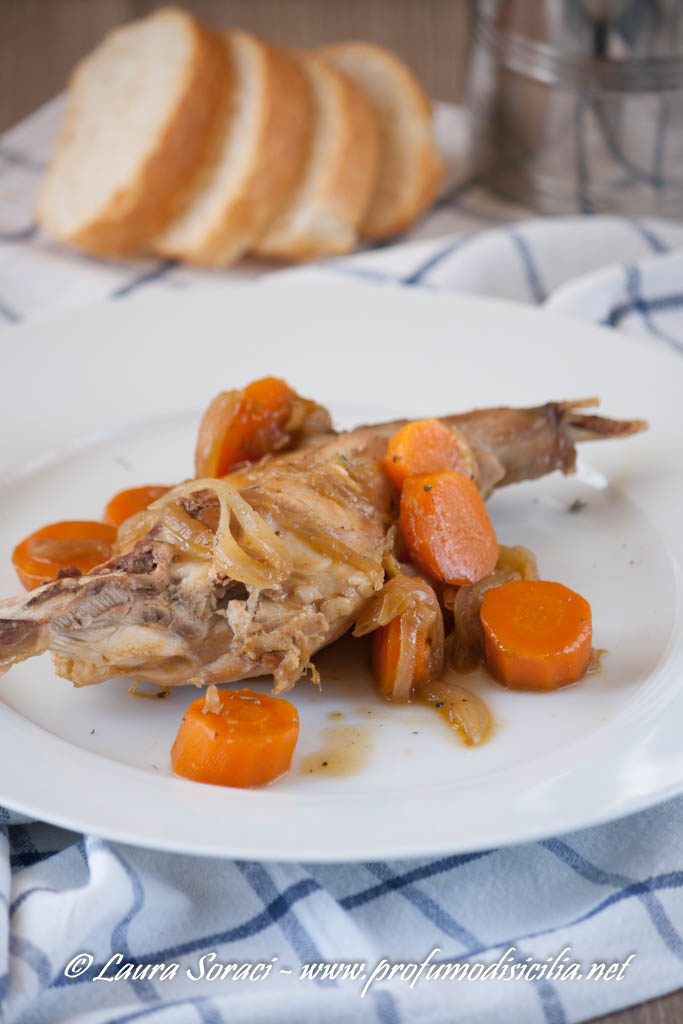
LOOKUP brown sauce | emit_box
[586,648,608,675]
[300,724,373,778]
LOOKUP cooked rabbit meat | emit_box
[0,401,646,692]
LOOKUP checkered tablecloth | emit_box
[2,96,683,1024]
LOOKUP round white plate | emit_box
[0,280,681,861]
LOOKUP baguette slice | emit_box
[252,53,379,262]
[36,7,229,257]
[317,42,444,240]
[154,31,312,267]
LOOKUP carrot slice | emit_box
[480,580,593,691]
[385,418,474,490]
[103,485,170,527]
[373,616,431,701]
[171,687,300,788]
[400,471,498,585]
[12,520,117,590]
[195,377,332,478]
[196,377,294,477]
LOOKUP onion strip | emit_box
[354,575,445,701]
[420,672,491,745]
[150,479,293,587]
[247,489,383,582]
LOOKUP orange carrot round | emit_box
[171,687,300,788]
[12,520,117,590]
[480,580,593,691]
[195,377,295,478]
[400,471,498,585]
[103,485,170,527]
[372,616,431,701]
[385,418,474,490]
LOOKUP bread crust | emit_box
[36,8,230,257]
[317,41,444,240]
[253,53,379,262]
[158,32,313,267]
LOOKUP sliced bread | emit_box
[316,42,444,240]
[153,31,312,267]
[36,7,229,257]
[252,53,379,262]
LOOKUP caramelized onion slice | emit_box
[354,574,440,637]
[448,569,512,672]
[150,479,293,587]
[114,507,158,552]
[420,672,491,746]
[445,544,540,672]
[247,488,383,583]
[355,574,445,701]
[159,503,214,559]
[496,544,539,580]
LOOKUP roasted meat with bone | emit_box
[0,400,645,692]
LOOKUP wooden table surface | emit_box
[0,2,681,1022]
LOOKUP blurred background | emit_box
[3,1,682,215]
[0,0,474,133]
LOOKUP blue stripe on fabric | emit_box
[627,219,669,254]
[9,825,37,856]
[427,869,683,966]
[507,228,547,303]
[194,1000,223,1024]
[0,224,37,243]
[108,846,157,1003]
[51,878,321,989]
[542,839,683,961]
[10,886,57,918]
[341,851,491,910]
[606,267,683,319]
[400,235,477,286]
[531,977,567,1024]
[9,933,51,987]
[111,261,176,300]
[0,972,8,1003]
[364,861,480,949]
[236,861,325,967]
[535,871,683,944]
[606,264,683,354]
[321,264,402,285]
[8,823,56,869]
[362,861,565,1024]
[10,850,60,869]
[373,987,401,1024]
[0,295,21,324]
[0,146,46,172]
[74,835,89,868]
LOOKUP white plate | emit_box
[0,280,681,861]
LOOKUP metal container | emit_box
[468,0,683,214]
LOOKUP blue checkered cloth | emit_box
[2,98,683,1024]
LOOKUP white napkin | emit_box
[2,98,683,1024]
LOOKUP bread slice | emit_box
[252,53,379,262]
[36,7,229,257]
[316,42,444,240]
[153,31,312,267]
